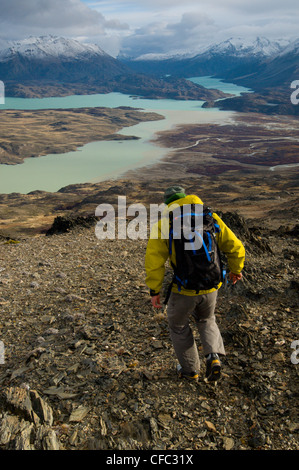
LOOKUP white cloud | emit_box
[120,11,218,57]
[0,0,298,57]
[0,0,128,43]
[116,0,299,57]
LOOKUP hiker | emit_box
[145,186,245,382]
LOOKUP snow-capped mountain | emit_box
[194,37,290,59]
[245,37,299,89]
[0,35,130,84]
[276,37,299,57]
[0,35,108,62]
[120,36,298,90]
[0,35,226,101]
[121,37,291,62]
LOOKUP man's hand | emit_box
[229,272,242,284]
[151,294,162,309]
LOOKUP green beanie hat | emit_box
[164,185,186,205]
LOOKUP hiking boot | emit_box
[176,364,199,381]
[205,353,221,382]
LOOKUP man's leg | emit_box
[192,290,225,356]
[167,292,201,374]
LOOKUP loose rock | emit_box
[0,210,298,450]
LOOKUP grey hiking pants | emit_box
[167,290,225,374]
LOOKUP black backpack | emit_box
[167,203,225,296]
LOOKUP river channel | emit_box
[0,77,250,194]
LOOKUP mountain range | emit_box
[0,35,298,114]
[0,35,226,102]
[121,36,299,89]
[120,36,299,116]
[122,36,290,62]
[0,36,126,83]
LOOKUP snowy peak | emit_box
[277,37,299,56]
[197,37,290,59]
[0,34,130,85]
[126,36,292,62]
[0,35,108,62]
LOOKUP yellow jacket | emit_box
[145,195,245,296]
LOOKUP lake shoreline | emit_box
[0,76,250,194]
[0,112,298,239]
[0,78,298,238]
[1,109,298,238]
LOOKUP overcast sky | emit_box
[0,0,298,57]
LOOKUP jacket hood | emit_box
[156,194,204,240]
[167,194,204,208]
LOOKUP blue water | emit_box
[1,77,249,111]
[189,76,250,96]
[0,77,250,194]
[2,92,206,111]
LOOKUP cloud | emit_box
[203,0,299,15]
[0,0,128,42]
[131,0,299,14]
[86,0,299,14]
[117,0,299,57]
[0,0,298,57]
[120,12,217,57]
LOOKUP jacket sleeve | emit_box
[145,222,169,295]
[213,213,245,274]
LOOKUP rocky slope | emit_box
[0,108,298,451]
[0,195,298,450]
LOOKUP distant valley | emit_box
[121,37,299,116]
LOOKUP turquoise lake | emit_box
[0,77,250,194]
